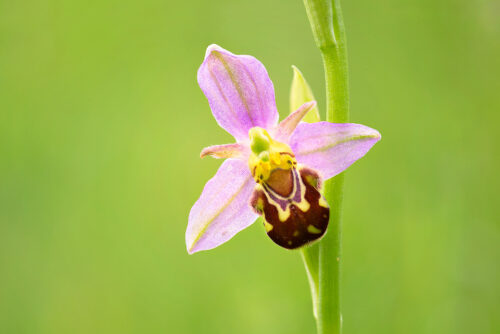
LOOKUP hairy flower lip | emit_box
[186,45,381,254]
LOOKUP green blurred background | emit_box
[1,0,498,333]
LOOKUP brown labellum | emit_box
[250,166,329,249]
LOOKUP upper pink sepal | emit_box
[289,122,381,180]
[273,101,317,142]
[197,45,279,142]
[186,159,258,254]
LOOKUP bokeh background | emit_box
[1,0,499,333]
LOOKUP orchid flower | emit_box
[186,45,380,254]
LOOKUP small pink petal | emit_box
[289,122,381,180]
[273,101,317,142]
[186,159,258,254]
[200,143,250,160]
[197,45,279,141]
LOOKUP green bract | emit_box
[290,66,321,123]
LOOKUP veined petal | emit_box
[186,159,258,254]
[274,101,317,142]
[289,122,381,180]
[200,143,250,160]
[197,44,279,141]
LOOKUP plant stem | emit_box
[302,0,349,333]
[319,175,344,334]
[300,243,320,319]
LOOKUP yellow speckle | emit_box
[293,230,300,237]
[277,208,291,222]
[304,174,318,188]
[260,188,292,223]
[307,225,322,234]
[288,241,293,245]
[318,196,329,208]
[254,197,264,213]
[264,220,273,232]
[296,197,310,212]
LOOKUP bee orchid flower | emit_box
[186,45,380,254]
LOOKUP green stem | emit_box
[319,174,344,334]
[302,0,349,333]
[300,244,320,319]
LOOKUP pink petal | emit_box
[273,101,317,142]
[186,159,258,254]
[197,45,279,141]
[200,143,250,160]
[289,122,381,180]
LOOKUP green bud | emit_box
[290,66,321,123]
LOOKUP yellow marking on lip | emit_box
[307,225,322,234]
[296,196,310,212]
[276,205,291,222]
[318,196,328,208]
[254,196,264,213]
[295,167,310,213]
[260,166,312,223]
[264,221,274,232]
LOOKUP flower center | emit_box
[248,127,297,184]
